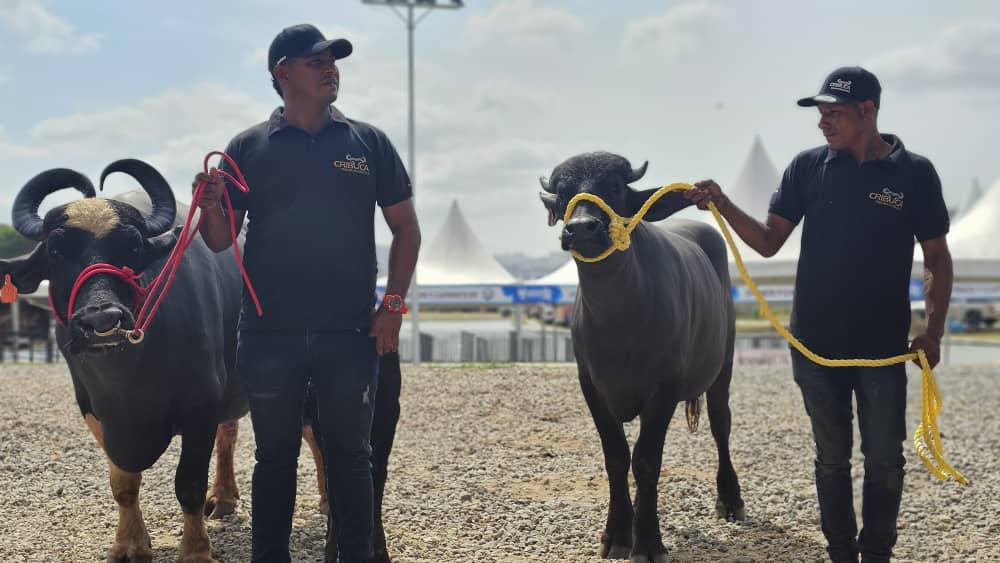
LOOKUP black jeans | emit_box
[238,329,379,563]
[791,349,907,563]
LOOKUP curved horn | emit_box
[100,159,176,237]
[539,176,555,193]
[628,161,649,184]
[12,169,96,241]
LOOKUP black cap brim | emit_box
[797,94,846,107]
[308,38,353,60]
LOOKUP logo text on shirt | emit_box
[333,154,370,175]
[829,79,852,93]
[869,187,904,211]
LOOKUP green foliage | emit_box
[0,224,37,258]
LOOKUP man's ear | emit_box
[0,242,50,294]
[626,187,693,222]
[539,192,561,227]
[139,226,181,271]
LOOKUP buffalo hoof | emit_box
[178,554,218,563]
[319,496,330,516]
[204,495,238,519]
[599,543,631,559]
[373,547,393,563]
[715,498,746,522]
[629,554,669,563]
[106,545,153,563]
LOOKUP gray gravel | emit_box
[0,361,997,562]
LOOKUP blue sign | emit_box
[909,279,924,301]
[501,285,563,304]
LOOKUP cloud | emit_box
[0,125,46,161]
[0,65,10,84]
[868,20,1000,94]
[622,1,721,58]
[0,84,269,201]
[0,0,102,55]
[463,0,586,51]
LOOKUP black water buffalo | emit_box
[539,152,745,562]
[0,162,403,562]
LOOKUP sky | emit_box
[1,0,998,257]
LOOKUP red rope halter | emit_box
[51,151,262,343]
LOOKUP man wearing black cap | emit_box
[193,24,420,563]
[685,67,953,562]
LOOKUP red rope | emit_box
[52,151,262,339]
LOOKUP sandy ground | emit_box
[0,362,996,562]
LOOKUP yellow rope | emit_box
[564,185,969,485]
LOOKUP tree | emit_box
[0,224,37,258]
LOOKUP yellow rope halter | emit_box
[563,184,969,485]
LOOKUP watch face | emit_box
[387,295,402,308]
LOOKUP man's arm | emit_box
[193,169,247,252]
[685,180,797,257]
[370,198,421,355]
[381,198,421,299]
[911,236,953,368]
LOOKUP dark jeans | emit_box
[238,329,379,563]
[791,349,907,563]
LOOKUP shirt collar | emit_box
[267,105,349,136]
[824,134,906,165]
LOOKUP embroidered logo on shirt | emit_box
[333,154,370,175]
[869,187,904,210]
[829,78,852,93]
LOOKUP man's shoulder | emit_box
[344,117,391,144]
[792,145,829,166]
[228,120,271,146]
[899,148,934,174]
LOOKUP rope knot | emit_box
[608,217,631,251]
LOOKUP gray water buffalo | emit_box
[0,162,403,562]
[539,152,745,562]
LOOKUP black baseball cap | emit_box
[268,24,353,72]
[797,66,881,108]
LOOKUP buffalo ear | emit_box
[0,242,50,294]
[539,192,561,226]
[138,226,181,271]
[626,188,693,222]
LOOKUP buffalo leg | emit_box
[176,419,218,563]
[302,423,329,515]
[706,359,745,521]
[578,370,633,559]
[371,351,402,563]
[85,414,153,563]
[205,419,240,519]
[631,396,677,563]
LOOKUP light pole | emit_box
[362,0,464,365]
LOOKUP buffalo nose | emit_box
[563,216,602,240]
[76,305,125,334]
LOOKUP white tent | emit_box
[957,177,984,220]
[379,199,516,286]
[723,136,800,264]
[949,177,1000,260]
[527,258,576,286]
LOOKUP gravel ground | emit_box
[0,361,997,562]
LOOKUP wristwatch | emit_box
[382,293,408,314]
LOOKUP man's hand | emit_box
[685,179,732,211]
[910,332,942,369]
[369,306,402,356]
[192,167,225,212]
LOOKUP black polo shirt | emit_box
[220,106,412,331]
[769,134,949,359]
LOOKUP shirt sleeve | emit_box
[768,156,804,225]
[218,137,250,211]
[373,129,413,208]
[909,159,950,242]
